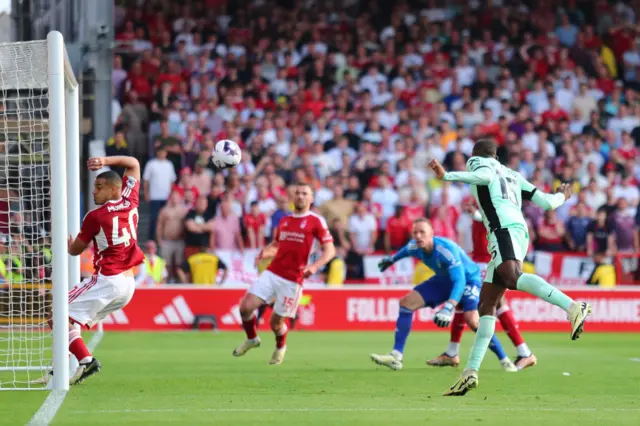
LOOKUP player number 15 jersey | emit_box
[267,212,333,284]
[77,175,145,276]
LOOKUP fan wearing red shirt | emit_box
[172,167,200,200]
[37,156,144,386]
[541,99,570,125]
[233,184,336,365]
[385,206,412,252]
[244,201,267,249]
[429,206,536,370]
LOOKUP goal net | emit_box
[0,32,79,391]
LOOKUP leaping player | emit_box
[232,183,335,365]
[427,203,537,370]
[430,140,592,396]
[35,155,144,385]
[370,218,518,372]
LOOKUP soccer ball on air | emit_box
[212,140,242,169]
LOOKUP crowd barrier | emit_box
[215,250,640,286]
[101,286,640,332]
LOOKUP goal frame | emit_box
[0,31,80,391]
[49,30,80,392]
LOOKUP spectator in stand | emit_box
[347,202,377,279]
[105,130,129,177]
[172,167,200,201]
[319,185,354,228]
[184,196,214,260]
[136,241,168,287]
[536,210,566,252]
[143,146,177,241]
[431,204,457,241]
[586,208,615,257]
[609,198,639,254]
[244,201,266,249]
[329,217,351,253]
[566,202,592,252]
[156,192,189,282]
[384,205,411,253]
[211,197,243,252]
[111,0,640,281]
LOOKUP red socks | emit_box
[450,310,466,343]
[68,329,92,364]
[497,305,525,347]
[242,315,258,340]
[275,324,288,349]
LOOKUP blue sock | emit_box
[393,307,414,354]
[488,334,508,360]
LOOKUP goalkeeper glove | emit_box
[433,301,454,328]
[378,257,393,272]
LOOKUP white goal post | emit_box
[0,31,79,391]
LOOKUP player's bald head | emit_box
[96,170,122,187]
[472,140,497,159]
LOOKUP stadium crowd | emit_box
[109,0,640,283]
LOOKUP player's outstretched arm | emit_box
[67,234,89,256]
[518,174,569,210]
[88,156,141,181]
[303,241,336,278]
[429,158,492,185]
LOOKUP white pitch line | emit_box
[28,331,104,426]
[71,407,640,415]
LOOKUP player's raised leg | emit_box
[233,292,267,356]
[496,299,536,369]
[370,289,426,370]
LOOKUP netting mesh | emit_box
[0,40,53,389]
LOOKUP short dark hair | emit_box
[472,140,497,158]
[96,170,122,187]
[413,217,431,226]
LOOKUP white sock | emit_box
[391,349,403,361]
[445,342,460,357]
[516,343,531,358]
[79,356,93,364]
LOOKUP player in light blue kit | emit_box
[370,218,517,372]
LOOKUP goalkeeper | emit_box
[370,218,516,372]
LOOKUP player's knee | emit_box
[464,312,479,329]
[478,300,497,317]
[498,262,521,290]
[399,293,420,311]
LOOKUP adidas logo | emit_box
[102,310,129,325]
[221,304,242,325]
[153,295,195,325]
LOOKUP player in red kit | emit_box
[233,183,335,365]
[35,156,144,385]
[428,204,537,370]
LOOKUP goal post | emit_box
[0,31,79,391]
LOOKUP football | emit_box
[212,140,242,169]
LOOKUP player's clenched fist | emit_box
[429,159,446,180]
[433,301,454,328]
[87,157,106,171]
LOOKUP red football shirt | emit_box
[77,176,144,276]
[386,216,411,249]
[268,212,334,284]
[471,220,491,263]
[243,212,266,247]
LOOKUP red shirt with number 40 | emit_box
[77,176,145,276]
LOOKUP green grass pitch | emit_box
[2,331,640,425]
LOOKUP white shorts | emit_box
[248,270,302,318]
[68,273,136,329]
